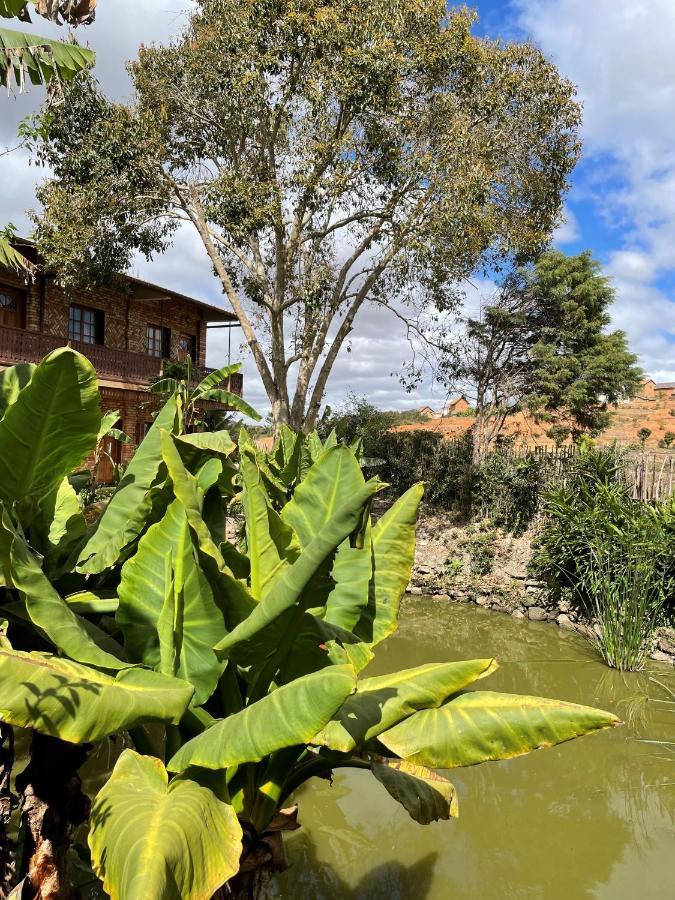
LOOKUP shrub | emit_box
[459,524,497,575]
[473,448,544,533]
[532,446,675,668]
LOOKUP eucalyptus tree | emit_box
[30,0,581,430]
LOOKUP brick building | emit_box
[0,244,242,479]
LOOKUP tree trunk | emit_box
[15,734,91,900]
[0,725,16,896]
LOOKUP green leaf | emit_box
[176,430,236,457]
[169,665,357,773]
[0,348,100,504]
[78,394,180,574]
[239,449,286,599]
[198,389,261,420]
[117,499,225,705]
[97,408,122,441]
[89,751,242,900]
[355,483,423,646]
[0,507,126,669]
[0,649,193,742]
[0,27,95,90]
[32,477,87,576]
[0,362,35,418]
[159,430,255,629]
[213,476,383,657]
[323,532,372,632]
[371,758,458,825]
[64,591,119,614]
[313,659,497,753]
[281,446,367,547]
[0,2,29,20]
[379,690,621,768]
[192,361,242,398]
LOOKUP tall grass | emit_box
[532,445,675,671]
[582,551,667,671]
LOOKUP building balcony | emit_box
[0,324,243,396]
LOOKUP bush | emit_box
[459,524,497,575]
[473,447,544,533]
[532,446,675,669]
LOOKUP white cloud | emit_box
[552,204,580,246]
[517,0,675,379]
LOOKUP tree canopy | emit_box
[450,249,643,460]
[30,0,581,429]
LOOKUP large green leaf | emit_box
[213,476,382,657]
[313,659,497,753]
[379,690,621,768]
[0,508,126,669]
[355,483,423,646]
[117,499,225,705]
[0,348,99,504]
[89,751,242,900]
[199,389,261,420]
[77,394,180,574]
[0,362,35,418]
[192,361,242,398]
[322,532,372,632]
[0,648,193,742]
[0,26,94,90]
[371,758,458,825]
[159,430,256,628]
[281,446,366,547]
[169,665,357,773]
[239,449,286,599]
[32,476,87,576]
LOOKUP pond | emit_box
[274,598,674,900]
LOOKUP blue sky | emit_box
[2,1,675,414]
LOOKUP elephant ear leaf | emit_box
[89,751,242,900]
[378,691,621,768]
[313,659,497,753]
[0,348,100,505]
[117,499,225,705]
[281,446,366,547]
[31,477,87,576]
[77,394,181,574]
[0,507,126,669]
[354,482,423,646]
[169,665,357,773]
[0,362,35,419]
[370,758,458,825]
[0,649,193,743]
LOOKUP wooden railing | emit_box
[0,325,244,396]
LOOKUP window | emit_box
[68,305,104,344]
[147,324,171,358]
[137,421,153,444]
[177,333,196,362]
[0,292,17,310]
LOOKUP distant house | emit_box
[446,395,470,415]
[639,378,675,400]
[1,242,243,481]
[419,395,470,419]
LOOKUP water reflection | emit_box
[276,599,675,900]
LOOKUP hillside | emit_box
[393,380,675,449]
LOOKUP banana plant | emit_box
[150,357,260,433]
[0,349,620,900]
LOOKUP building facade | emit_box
[0,246,241,479]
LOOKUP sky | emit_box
[2,0,675,417]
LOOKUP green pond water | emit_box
[273,598,675,900]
